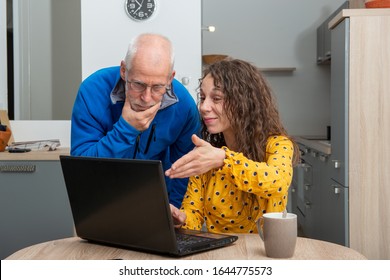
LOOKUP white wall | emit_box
[10,120,71,147]
[81,0,202,100]
[12,0,201,120]
[202,0,348,136]
[8,0,351,131]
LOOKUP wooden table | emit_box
[5,235,367,260]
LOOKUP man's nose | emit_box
[140,87,153,102]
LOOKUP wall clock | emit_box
[125,0,157,21]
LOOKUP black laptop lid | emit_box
[59,155,179,255]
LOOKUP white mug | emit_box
[256,212,297,258]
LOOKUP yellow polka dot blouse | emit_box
[180,135,294,234]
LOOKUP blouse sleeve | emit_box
[180,175,206,231]
[220,136,294,203]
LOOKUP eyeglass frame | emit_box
[126,79,171,97]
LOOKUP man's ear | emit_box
[120,61,127,81]
[169,70,176,83]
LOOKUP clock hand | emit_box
[133,0,144,14]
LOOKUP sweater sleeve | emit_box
[70,85,139,158]
[70,67,142,158]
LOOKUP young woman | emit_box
[166,58,299,233]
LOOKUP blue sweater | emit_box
[71,66,201,207]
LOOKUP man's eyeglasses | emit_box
[126,80,169,97]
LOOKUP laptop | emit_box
[59,155,238,257]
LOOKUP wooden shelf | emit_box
[259,67,296,72]
[202,55,296,73]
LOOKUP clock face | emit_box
[125,0,157,21]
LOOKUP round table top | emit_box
[5,234,367,260]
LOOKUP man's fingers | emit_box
[145,101,161,115]
[127,102,161,131]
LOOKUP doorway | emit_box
[6,0,14,119]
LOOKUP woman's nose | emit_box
[200,99,212,113]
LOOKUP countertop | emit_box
[293,136,331,155]
[0,147,70,161]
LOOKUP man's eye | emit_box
[134,82,144,87]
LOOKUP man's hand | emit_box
[165,134,225,178]
[122,101,161,131]
[170,204,186,228]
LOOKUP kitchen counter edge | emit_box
[293,136,331,155]
[0,147,70,161]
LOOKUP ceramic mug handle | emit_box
[256,217,265,241]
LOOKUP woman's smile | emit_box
[203,117,217,125]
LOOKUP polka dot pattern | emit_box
[180,135,294,234]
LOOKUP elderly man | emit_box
[71,33,201,207]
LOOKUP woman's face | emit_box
[199,74,232,135]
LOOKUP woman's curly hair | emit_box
[198,58,299,165]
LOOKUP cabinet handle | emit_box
[331,184,342,195]
[319,154,327,162]
[301,163,311,172]
[332,160,341,169]
[291,188,296,193]
[0,165,36,173]
[305,202,311,209]
[304,184,311,191]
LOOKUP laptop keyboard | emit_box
[176,232,212,247]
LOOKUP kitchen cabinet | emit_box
[291,141,348,246]
[0,149,74,259]
[329,9,390,259]
[330,18,349,187]
[287,166,297,214]
[320,178,349,246]
[291,158,314,238]
[316,1,349,65]
[316,19,331,64]
[316,23,327,64]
